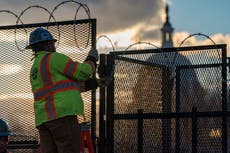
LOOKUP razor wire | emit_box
[0,0,92,52]
[0,10,28,52]
[100,41,172,87]
[96,35,115,52]
[173,33,220,67]
[124,41,161,51]
[16,5,61,50]
[171,33,226,82]
[125,41,172,67]
[48,0,91,50]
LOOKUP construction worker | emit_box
[26,27,98,153]
[0,119,12,153]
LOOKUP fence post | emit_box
[162,67,173,153]
[138,109,143,153]
[98,54,106,153]
[221,45,228,153]
[192,107,197,153]
[175,68,181,152]
[106,54,115,153]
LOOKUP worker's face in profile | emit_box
[0,137,8,152]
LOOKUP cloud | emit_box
[211,34,230,54]
[0,0,165,33]
[0,0,229,55]
[173,32,230,56]
[0,0,167,50]
[131,23,161,43]
[89,0,164,33]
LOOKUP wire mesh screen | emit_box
[109,44,227,153]
[0,19,96,152]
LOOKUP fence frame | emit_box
[0,18,97,151]
[98,44,229,153]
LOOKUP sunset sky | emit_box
[0,0,229,53]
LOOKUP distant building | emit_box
[131,4,212,152]
[161,4,174,48]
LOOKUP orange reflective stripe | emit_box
[44,95,56,120]
[39,53,56,119]
[34,80,81,101]
[40,53,53,86]
[63,59,78,78]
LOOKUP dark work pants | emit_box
[37,116,80,153]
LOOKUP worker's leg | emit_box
[47,116,80,153]
[37,123,58,153]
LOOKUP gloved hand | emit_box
[80,78,98,92]
[85,49,98,63]
[84,49,98,74]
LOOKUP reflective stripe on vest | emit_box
[34,80,81,100]
[41,53,53,86]
[63,59,79,78]
[34,53,81,120]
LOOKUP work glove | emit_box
[85,49,98,63]
[80,78,98,92]
[84,49,98,74]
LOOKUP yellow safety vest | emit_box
[30,51,93,127]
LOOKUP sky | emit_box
[0,0,229,53]
[170,0,230,36]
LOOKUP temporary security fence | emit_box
[98,44,230,153]
[0,18,97,152]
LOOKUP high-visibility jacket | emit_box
[30,51,93,127]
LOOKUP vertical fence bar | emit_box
[227,57,230,153]
[175,68,181,152]
[162,67,173,153]
[192,107,197,153]
[98,54,106,153]
[91,19,97,151]
[106,54,115,153]
[221,45,228,153]
[138,109,143,153]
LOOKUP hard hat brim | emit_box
[25,39,57,50]
[0,132,12,136]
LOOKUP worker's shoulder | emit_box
[51,51,67,56]
[51,52,70,59]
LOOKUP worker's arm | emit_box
[51,52,94,81]
[83,49,98,74]
[80,49,99,92]
[51,49,98,81]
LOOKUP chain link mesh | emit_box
[0,19,96,152]
[110,45,226,153]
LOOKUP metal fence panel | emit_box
[103,44,228,153]
[0,19,96,152]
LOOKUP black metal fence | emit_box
[98,44,229,153]
[0,19,97,152]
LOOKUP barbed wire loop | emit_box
[0,10,28,52]
[170,33,220,79]
[49,0,91,50]
[96,35,115,52]
[17,5,61,49]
